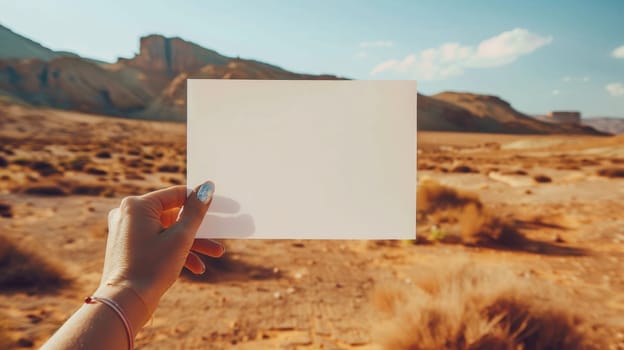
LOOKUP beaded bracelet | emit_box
[85,296,133,349]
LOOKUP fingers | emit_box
[184,251,206,275]
[141,185,189,212]
[160,207,181,228]
[191,239,225,258]
[170,181,214,240]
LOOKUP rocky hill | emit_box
[0,23,607,135]
[432,92,605,135]
[0,24,77,61]
[582,117,624,135]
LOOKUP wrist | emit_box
[93,282,153,333]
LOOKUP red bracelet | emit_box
[85,296,134,349]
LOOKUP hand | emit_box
[100,182,223,314]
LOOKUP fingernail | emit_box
[218,244,226,256]
[196,182,214,204]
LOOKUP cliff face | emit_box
[0,33,340,118]
[137,59,344,120]
[118,35,230,76]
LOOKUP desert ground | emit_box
[1,101,623,349]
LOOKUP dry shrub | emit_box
[418,179,483,216]
[157,164,180,173]
[533,175,552,183]
[71,184,107,196]
[0,235,68,292]
[0,155,7,167]
[501,169,528,176]
[373,264,603,350]
[125,171,146,180]
[24,185,67,196]
[597,167,624,178]
[451,165,477,173]
[417,180,583,251]
[0,203,12,218]
[29,161,60,176]
[94,150,112,159]
[85,167,108,176]
[65,155,91,171]
[417,180,530,247]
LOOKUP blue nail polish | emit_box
[196,182,214,204]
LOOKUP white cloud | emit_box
[360,40,394,48]
[355,51,368,58]
[370,28,552,80]
[562,75,591,83]
[612,45,624,59]
[370,59,400,75]
[606,82,624,97]
[469,28,552,67]
[552,89,560,96]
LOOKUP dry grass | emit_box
[533,175,552,183]
[597,167,624,178]
[416,179,584,256]
[0,234,69,292]
[417,179,523,246]
[372,263,603,350]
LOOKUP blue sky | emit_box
[1,0,623,117]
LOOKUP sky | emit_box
[1,0,623,117]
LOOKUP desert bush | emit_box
[127,148,142,156]
[0,155,7,168]
[85,167,108,176]
[417,179,525,246]
[0,203,12,218]
[501,169,528,176]
[24,185,67,196]
[418,179,483,216]
[65,155,91,171]
[533,175,552,183]
[157,164,180,173]
[451,165,477,173]
[0,234,68,292]
[71,184,107,196]
[29,160,60,176]
[125,171,146,180]
[373,264,603,350]
[12,158,31,166]
[597,167,624,178]
[94,150,112,159]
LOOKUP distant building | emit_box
[545,111,581,124]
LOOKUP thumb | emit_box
[170,181,214,240]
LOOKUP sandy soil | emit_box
[1,103,623,349]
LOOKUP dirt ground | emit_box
[0,103,623,349]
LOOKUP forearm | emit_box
[42,284,152,350]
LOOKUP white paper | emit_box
[187,79,416,239]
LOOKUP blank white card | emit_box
[187,80,416,239]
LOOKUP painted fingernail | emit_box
[196,182,215,204]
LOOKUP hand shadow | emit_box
[198,195,255,238]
